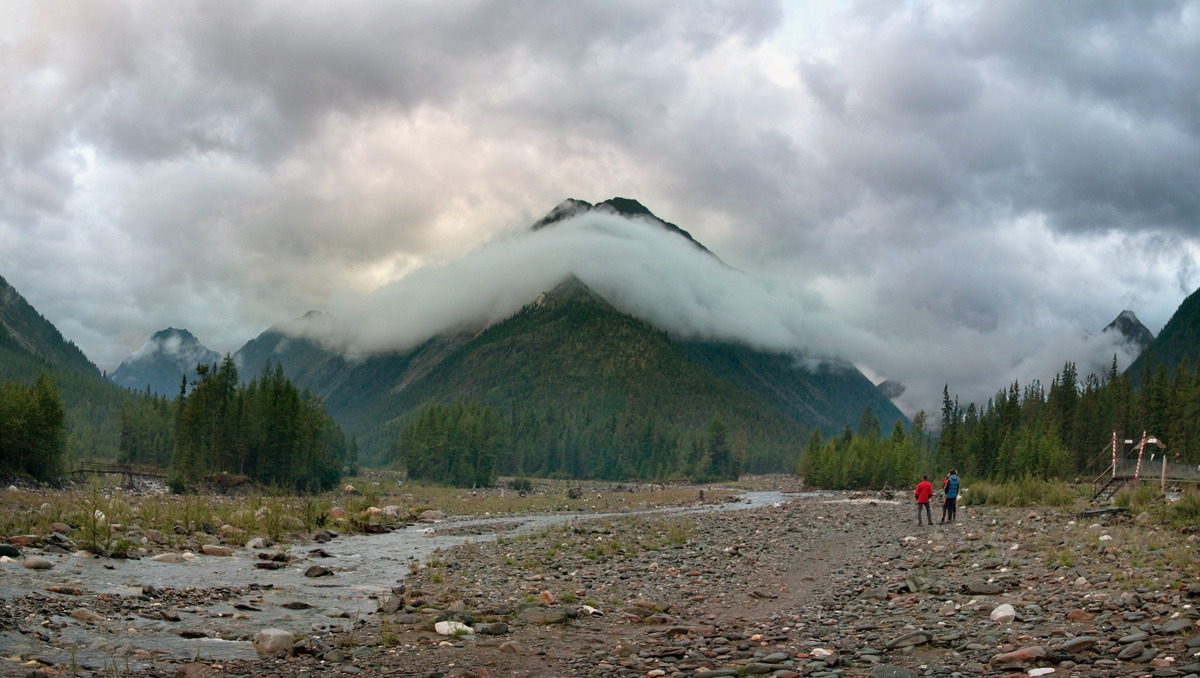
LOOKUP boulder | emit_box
[904,568,935,593]
[200,544,233,557]
[22,556,54,570]
[990,603,1017,623]
[434,620,473,636]
[304,565,333,578]
[251,628,295,658]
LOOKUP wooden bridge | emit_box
[1092,431,1200,502]
[72,463,166,488]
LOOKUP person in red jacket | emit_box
[915,475,934,526]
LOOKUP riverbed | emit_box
[0,490,795,672]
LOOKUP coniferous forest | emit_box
[117,358,346,492]
[0,373,67,480]
[799,356,1200,490]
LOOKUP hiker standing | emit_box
[942,469,960,523]
[915,475,934,526]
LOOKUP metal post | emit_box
[1134,431,1146,481]
[1162,454,1167,495]
[1112,431,1117,478]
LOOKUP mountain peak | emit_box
[149,327,198,342]
[1102,309,1154,353]
[110,327,221,395]
[534,275,609,309]
[531,197,710,254]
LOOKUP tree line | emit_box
[389,401,745,485]
[797,354,1200,491]
[936,357,1200,481]
[118,357,346,492]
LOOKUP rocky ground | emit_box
[3,484,1200,678]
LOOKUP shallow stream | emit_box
[0,491,793,671]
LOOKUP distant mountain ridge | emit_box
[0,274,134,460]
[0,274,99,377]
[1130,287,1200,379]
[109,328,221,395]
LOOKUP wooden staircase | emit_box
[1092,475,1128,503]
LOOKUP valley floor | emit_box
[3,480,1199,677]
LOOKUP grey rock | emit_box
[1117,640,1145,660]
[1118,631,1149,643]
[303,564,333,577]
[517,606,570,625]
[379,596,403,615]
[474,622,509,635]
[251,628,295,658]
[761,651,789,663]
[885,630,932,649]
[964,579,1004,595]
[21,556,54,570]
[905,568,935,593]
[436,610,473,625]
[1058,636,1097,654]
[1162,618,1194,634]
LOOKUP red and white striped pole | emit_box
[1133,431,1147,481]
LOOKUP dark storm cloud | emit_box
[1,0,1198,417]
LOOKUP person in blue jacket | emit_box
[941,469,960,523]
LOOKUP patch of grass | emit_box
[378,619,400,646]
[1168,488,1200,527]
[963,477,1078,508]
[665,517,692,545]
[1114,483,1159,513]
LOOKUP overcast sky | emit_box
[2,1,1199,418]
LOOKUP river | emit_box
[0,490,798,671]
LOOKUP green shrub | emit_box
[1169,489,1200,526]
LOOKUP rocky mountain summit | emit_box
[1101,310,1154,354]
[109,327,220,395]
